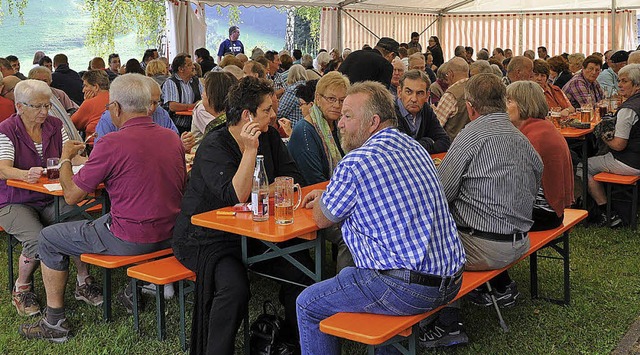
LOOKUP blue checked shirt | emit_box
[277,80,305,126]
[320,128,465,275]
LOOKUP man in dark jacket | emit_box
[395,70,450,153]
[339,37,397,87]
[51,54,84,105]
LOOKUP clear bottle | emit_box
[609,89,619,113]
[251,155,269,222]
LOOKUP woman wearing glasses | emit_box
[0,79,95,317]
[71,70,110,144]
[286,72,354,270]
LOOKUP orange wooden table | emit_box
[7,176,108,222]
[191,181,328,282]
[559,124,594,209]
[175,110,193,116]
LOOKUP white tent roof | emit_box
[197,0,640,13]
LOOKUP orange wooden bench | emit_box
[80,248,173,321]
[593,172,640,229]
[127,256,196,350]
[319,209,588,354]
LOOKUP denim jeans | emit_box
[296,267,462,355]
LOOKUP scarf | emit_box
[309,104,342,175]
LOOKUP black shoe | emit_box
[117,284,143,314]
[467,281,520,308]
[419,320,468,348]
[609,213,623,228]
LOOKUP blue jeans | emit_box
[296,267,462,355]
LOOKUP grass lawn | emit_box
[1,225,639,354]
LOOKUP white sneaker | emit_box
[141,283,175,300]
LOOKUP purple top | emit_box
[73,116,186,243]
[562,72,604,109]
[0,114,62,209]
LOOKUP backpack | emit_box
[249,301,296,355]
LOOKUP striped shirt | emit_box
[161,75,204,106]
[438,112,543,234]
[320,128,465,276]
[0,128,68,161]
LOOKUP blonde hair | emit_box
[145,59,168,77]
[315,71,350,99]
[506,81,549,120]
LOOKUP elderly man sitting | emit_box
[19,74,186,342]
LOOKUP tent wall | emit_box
[166,0,206,60]
[321,7,638,61]
[320,7,439,52]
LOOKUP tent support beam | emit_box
[439,0,474,14]
[338,0,367,7]
[611,0,617,50]
[339,8,380,40]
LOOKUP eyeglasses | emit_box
[21,102,51,111]
[1,87,14,97]
[105,101,119,110]
[320,94,345,105]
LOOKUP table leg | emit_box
[582,139,588,210]
[54,196,61,223]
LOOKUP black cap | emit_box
[611,50,629,63]
[376,37,400,55]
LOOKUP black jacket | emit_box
[51,64,84,105]
[395,102,450,154]
[339,49,393,87]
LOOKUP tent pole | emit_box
[337,7,343,53]
[611,0,617,50]
[341,9,380,40]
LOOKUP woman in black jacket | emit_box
[427,36,444,69]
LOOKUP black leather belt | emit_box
[458,226,528,242]
[380,268,462,287]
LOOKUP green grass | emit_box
[1,225,639,354]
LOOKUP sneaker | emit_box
[74,276,103,306]
[467,281,520,308]
[141,282,175,300]
[117,284,143,314]
[12,285,41,316]
[609,213,623,228]
[419,320,468,348]
[19,317,70,343]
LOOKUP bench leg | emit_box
[102,268,112,322]
[133,278,140,332]
[156,284,166,341]
[606,183,612,224]
[179,280,186,351]
[243,308,250,355]
[632,183,638,229]
[562,232,571,305]
[7,234,14,292]
[485,281,509,332]
[529,251,539,299]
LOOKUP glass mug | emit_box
[274,176,302,225]
[46,157,60,181]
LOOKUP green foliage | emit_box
[293,7,320,54]
[83,0,165,59]
[214,4,241,26]
[0,0,29,24]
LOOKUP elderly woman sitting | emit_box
[0,80,99,317]
[532,59,575,117]
[71,69,110,143]
[586,64,640,227]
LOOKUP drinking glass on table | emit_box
[580,104,593,123]
[46,157,60,181]
[549,107,562,128]
[274,176,302,225]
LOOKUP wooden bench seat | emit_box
[593,172,640,229]
[319,209,588,354]
[127,255,196,351]
[80,248,174,321]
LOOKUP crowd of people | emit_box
[1,26,640,354]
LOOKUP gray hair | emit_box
[287,64,307,85]
[109,73,151,114]
[491,64,504,77]
[506,81,549,120]
[469,60,493,76]
[454,46,466,57]
[464,73,506,115]
[436,62,449,80]
[316,51,331,69]
[347,80,397,126]
[400,69,430,88]
[144,75,161,93]
[629,51,640,65]
[14,79,52,103]
[342,48,352,59]
[28,66,52,83]
[618,64,640,87]
[476,50,489,60]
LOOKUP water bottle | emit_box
[251,155,269,221]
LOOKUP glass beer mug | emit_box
[274,176,302,225]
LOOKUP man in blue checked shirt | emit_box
[296,80,465,355]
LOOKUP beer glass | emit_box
[580,104,592,123]
[274,176,302,225]
[46,158,60,181]
[550,107,562,128]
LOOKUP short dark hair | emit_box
[280,54,293,70]
[254,55,270,69]
[583,55,602,69]
[464,73,506,115]
[226,76,274,125]
[0,58,11,70]
[125,59,145,75]
[399,69,430,88]
[53,53,68,66]
[538,46,547,52]
[6,55,18,62]
[38,56,52,66]
[292,49,302,60]
[195,47,211,60]
[264,50,278,63]
[142,49,157,63]
[533,59,550,77]
[295,79,318,103]
[171,54,189,73]
[203,71,238,113]
[547,56,569,73]
[465,46,474,55]
[108,53,120,63]
[411,32,419,38]
[494,47,505,55]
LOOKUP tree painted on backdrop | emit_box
[0,0,28,24]
[83,0,165,59]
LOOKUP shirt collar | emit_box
[119,116,154,130]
